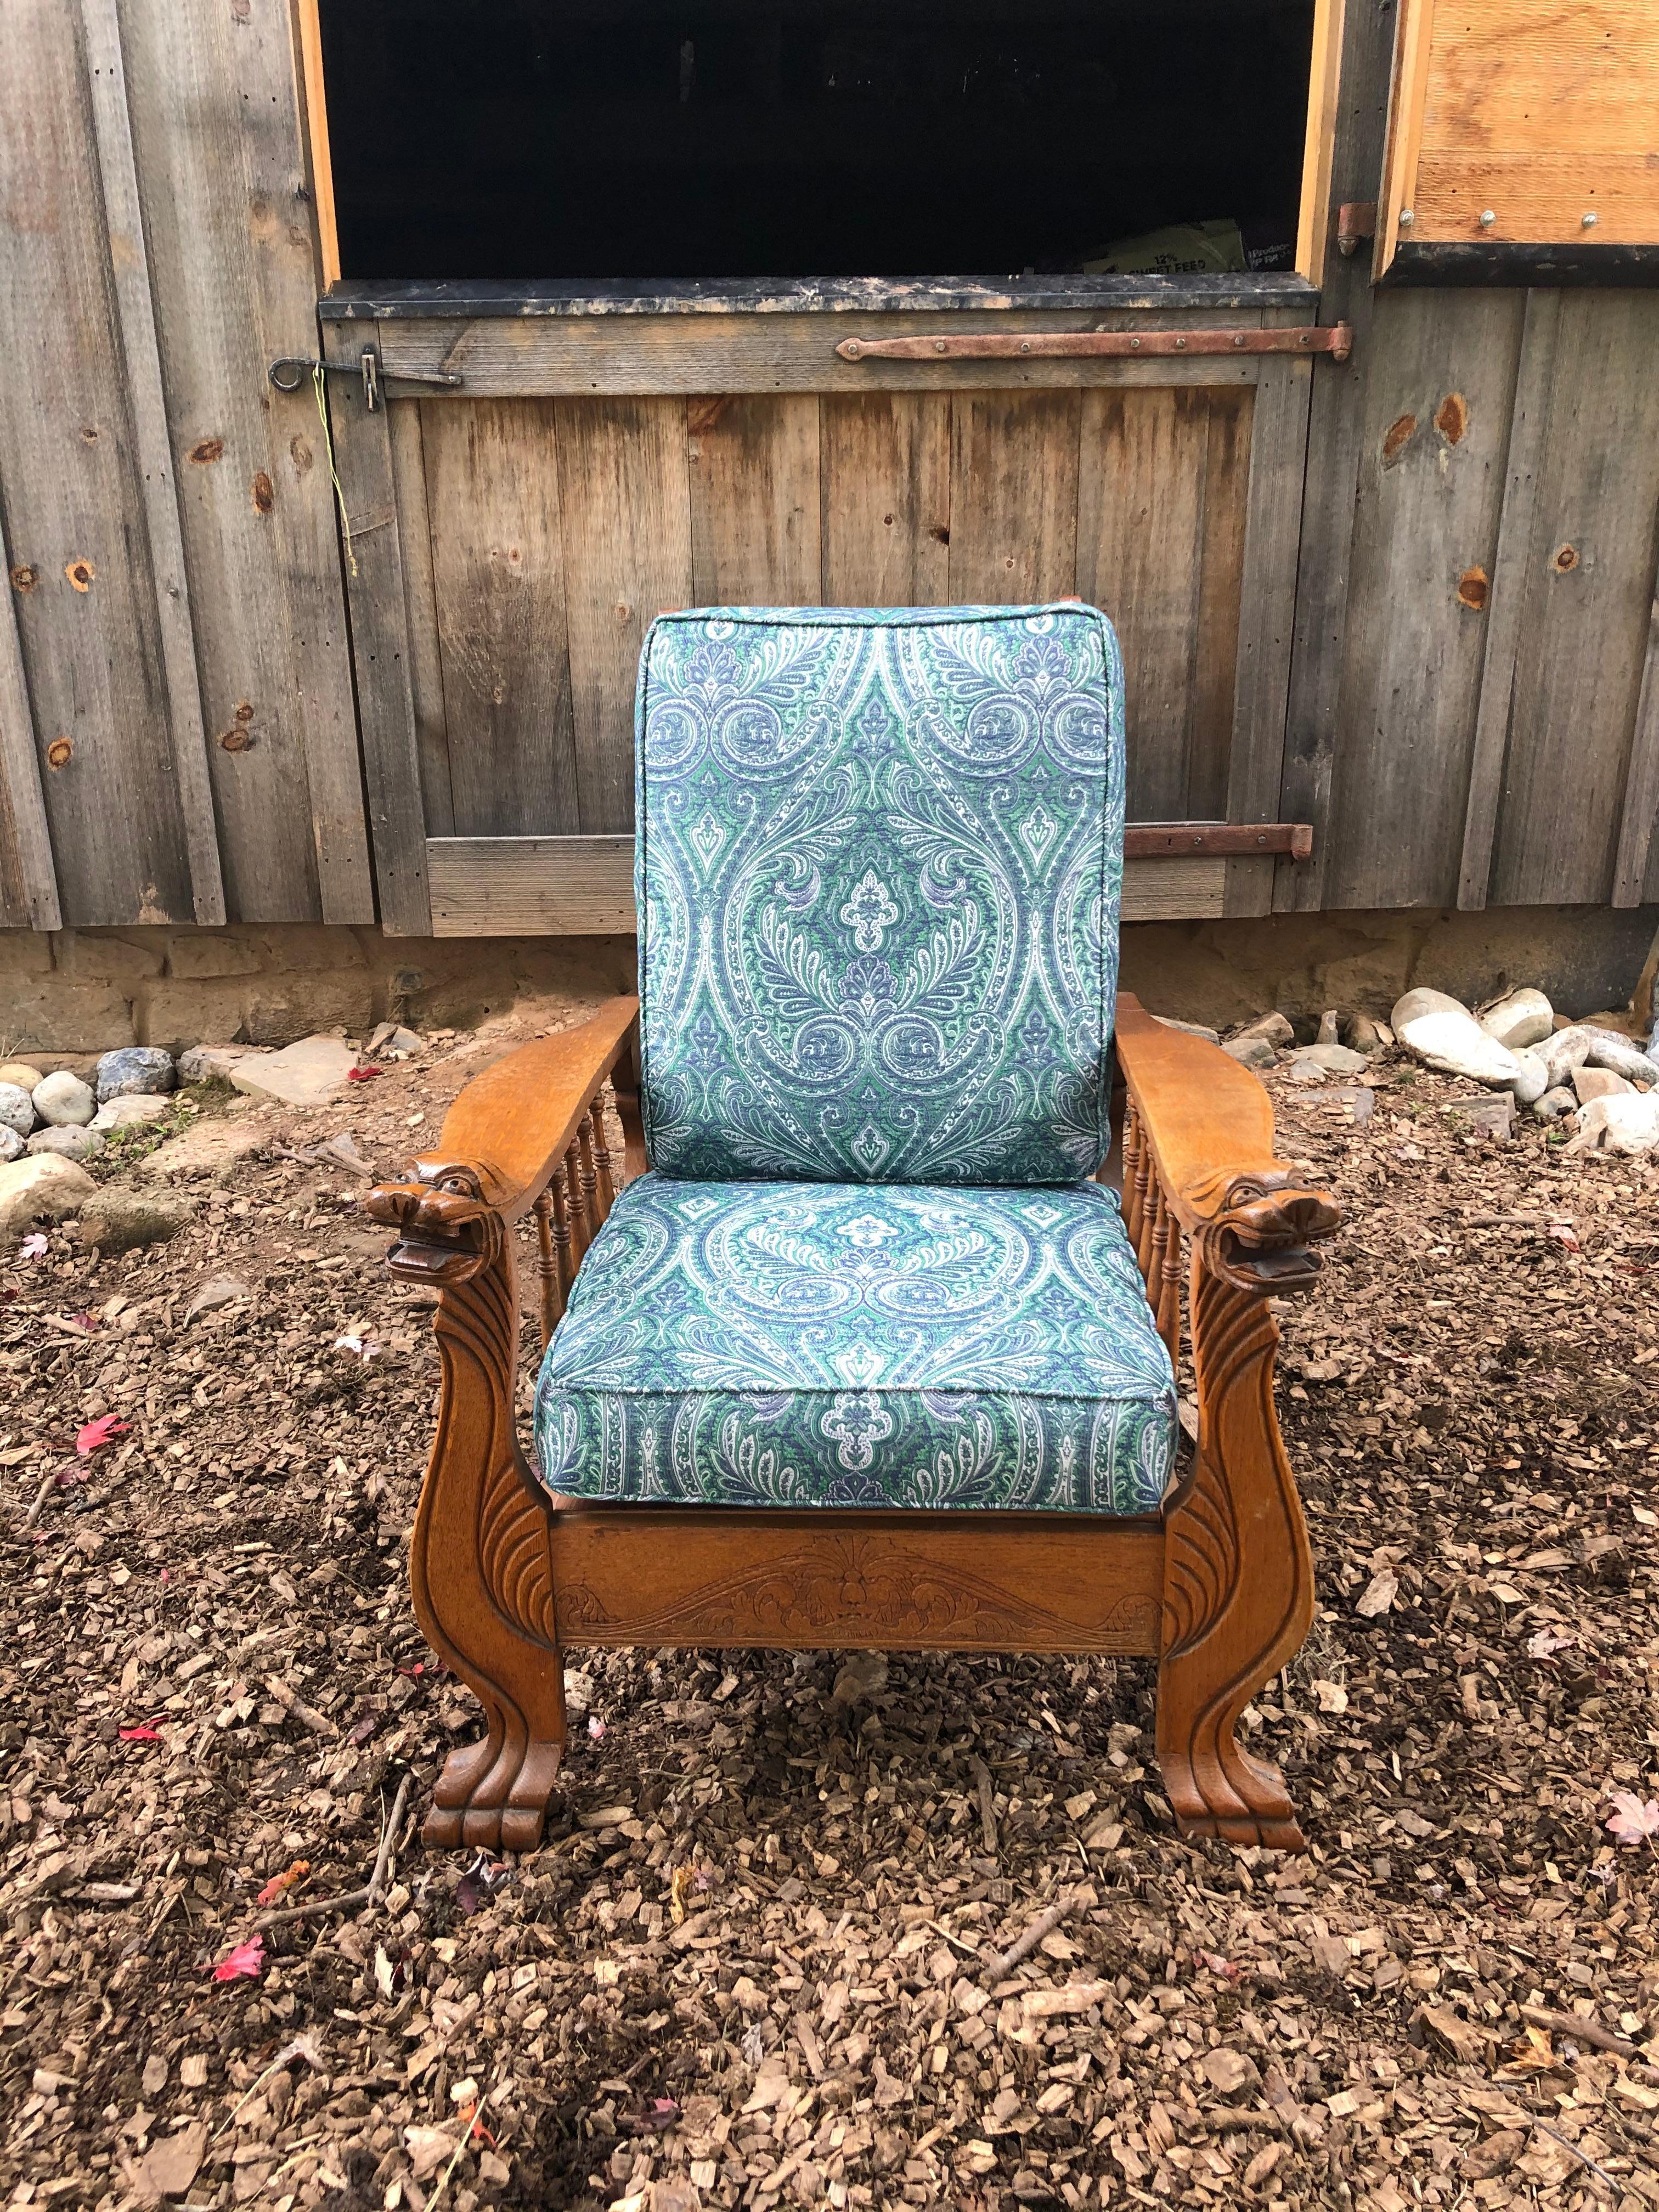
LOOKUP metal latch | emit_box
[1336,203,1378,257]
[837,324,1353,365]
[268,344,464,410]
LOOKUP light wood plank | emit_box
[687,396,821,606]
[421,399,581,838]
[820,395,951,606]
[375,314,1267,400]
[1412,153,1659,246]
[554,398,693,833]
[1224,318,1314,915]
[1457,289,1561,911]
[0,2,193,924]
[292,0,340,287]
[1488,293,1659,907]
[321,320,431,934]
[1375,0,1436,279]
[81,0,223,927]
[119,0,371,923]
[947,393,1081,604]
[0,505,60,928]
[1295,0,1347,287]
[425,836,1223,935]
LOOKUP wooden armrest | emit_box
[1115,993,1339,1289]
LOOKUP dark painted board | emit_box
[1488,294,1659,907]
[419,399,582,839]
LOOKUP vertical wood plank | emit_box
[421,399,581,838]
[1225,327,1313,914]
[820,395,951,607]
[1295,0,1347,287]
[1188,390,1252,821]
[0,507,61,928]
[0,0,192,924]
[119,0,372,924]
[947,393,1080,605]
[1488,292,1659,908]
[388,398,454,839]
[1614,588,1659,907]
[1275,0,1396,912]
[292,0,340,288]
[81,0,224,926]
[555,398,693,833]
[1317,291,1524,910]
[688,396,821,606]
[1456,289,1560,910]
[1077,388,1209,823]
[321,318,431,934]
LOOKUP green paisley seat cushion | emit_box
[636,603,1125,1184]
[532,1174,1176,1514]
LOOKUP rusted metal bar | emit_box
[837,324,1353,365]
[1125,822,1313,861]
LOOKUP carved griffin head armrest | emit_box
[364,1160,505,1287]
[1189,1169,1341,1294]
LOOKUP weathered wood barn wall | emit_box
[1,0,1656,945]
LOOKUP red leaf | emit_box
[208,1935,264,1983]
[119,1718,164,1743]
[346,1065,382,1083]
[256,1859,311,1908]
[75,1414,130,1456]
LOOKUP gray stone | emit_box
[0,1126,22,1164]
[1341,1014,1389,1056]
[1328,1085,1376,1124]
[178,1043,260,1085]
[367,1021,425,1060]
[1532,1086,1578,1121]
[26,1125,104,1163]
[78,1187,195,1254]
[1509,1051,1549,1107]
[1534,1027,1595,1088]
[1153,1015,1222,1044]
[31,1070,96,1127]
[0,1153,96,1243]
[1297,1041,1370,1076]
[1391,988,1523,1090]
[0,1083,35,1138]
[1235,1012,1295,1048]
[1581,1026,1659,1088]
[139,1118,267,1182]
[89,1094,176,1132]
[1440,1092,1515,1139]
[96,1046,177,1102]
[230,1033,360,1108]
[1221,1033,1277,1070]
[185,1276,254,1323]
[1573,1065,1633,1105]
[1316,1008,1340,1045]
[0,1062,43,1091]
[1284,1056,1329,1085]
[1478,986,1553,1051]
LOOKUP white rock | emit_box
[139,1119,267,1182]
[1534,1027,1594,1088]
[0,1152,97,1243]
[1478,987,1553,1051]
[1284,1056,1329,1085]
[0,1126,22,1163]
[31,1070,97,1127]
[26,1126,104,1162]
[89,1094,176,1131]
[1581,1025,1659,1087]
[231,1034,361,1108]
[1564,1093,1659,1158]
[1297,1042,1369,1076]
[178,1043,261,1085]
[1532,1086,1577,1121]
[0,1083,35,1138]
[1390,988,1522,1090]
[1510,1049,1549,1107]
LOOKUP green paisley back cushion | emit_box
[635,603,1125,1184]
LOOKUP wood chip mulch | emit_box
[2,1011,1657,2212]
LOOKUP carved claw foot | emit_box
[425,1729,565,1853]
[1158,1742,1306,1854]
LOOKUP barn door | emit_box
[319,298,1330,935]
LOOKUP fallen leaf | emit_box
[207,1936,263,1983]
[346,1065,383,1082]
[18,1232,48,1260]
[1355,1568,1398,1618]
[75,1413,131,1455]
[255,1859,310,1908]
[119,1718,164,1743]
[1607,1790,1659,1847]
[1505,2024,1556,2072]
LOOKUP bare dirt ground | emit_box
[3,1005,1658,2212]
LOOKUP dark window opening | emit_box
[319,0,1314,284]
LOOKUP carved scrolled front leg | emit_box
[1156,1170,1340,1852]
[366,1164,566,1850]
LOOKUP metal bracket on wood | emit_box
[1125,823,1314,861]
[1336,204,1378,257]
[268,345,464,410]
[836,325,1353,365]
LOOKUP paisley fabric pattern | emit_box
[533,1175,1176,1514]
[636,603,1124,1184]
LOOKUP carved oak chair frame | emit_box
[367,992,1338,1855]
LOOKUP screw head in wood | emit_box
[1582,211,1598,227]
[1479,210,1496,227]
[1398,209,1414,227]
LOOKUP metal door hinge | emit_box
[268,345,463,410]
[837,324,1353,365]
[1336,203,1378,256]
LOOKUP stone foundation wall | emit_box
[0,905,1653,1053]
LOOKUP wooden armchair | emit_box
[366,606,1339,1856]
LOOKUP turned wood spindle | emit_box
[564,1142,590,1267]
[577,1114,601,1238]
[549,1163,576,1300]
[531,1187,563,1345]
[591,1088,617,1216]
